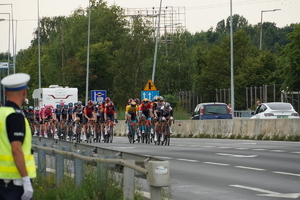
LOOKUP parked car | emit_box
[250,102,299,119]
[191,102,232,120]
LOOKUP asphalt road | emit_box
[88,137,300,200]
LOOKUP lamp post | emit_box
[152,0,162,83]
[0,4,15,74]
[0,13,10,75]
[230,0,234,119]
[37,0,41,89]
[259,9,281,50]
[85,0,91,105]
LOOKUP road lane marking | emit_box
[291,152,300,154]
[177,159,199,162]
[217,147,232,149]
[155,156,173,160]
[270,150,286,152]
[216,153,257,158]
[273,171,300,177]
[203,162,230,166]
[252,149,267,151]
[201,146,215,148]
[235,166,265,171]
[230,185,300,199]
[234,148,249,150]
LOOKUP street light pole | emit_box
[85,0,91,105]
[259,9,281,50]
[230,0,234,119]
[152,0,162,83]
[0,13,10,75]
[37,0,41,89]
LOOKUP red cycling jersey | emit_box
[84,106,95,115]
[138,103,153,112]
[41,108,53,119]
[104,107,116,114]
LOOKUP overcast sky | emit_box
[0,0,299,54]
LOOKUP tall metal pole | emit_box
[259,9,281,50]
[7,13,10,75]
[14,20,17,73]
[85,0,91,105]
[152,0,162,83]
[230,0,234,119]
[37,0,41,89]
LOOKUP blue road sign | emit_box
[91,90,107,102]
[141,91,159,101]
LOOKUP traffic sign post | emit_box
[144,79,157,91]
[141,91,159,101]
[91,90,107,102]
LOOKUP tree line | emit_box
[0,0,299,110]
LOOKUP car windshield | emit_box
[267,103,293,110]
[204,105,228,115]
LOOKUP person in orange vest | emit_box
[0,73,36,200]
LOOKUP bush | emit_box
[163,94,178,108]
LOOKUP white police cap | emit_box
[1,73,30,91]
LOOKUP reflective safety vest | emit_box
[0,107,36,179]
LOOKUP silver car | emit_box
[251,102,299,119]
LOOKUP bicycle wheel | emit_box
[109,127,113,143]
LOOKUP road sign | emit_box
[144,79,157,91]
[141,91,159,101]
[91,90,107,102]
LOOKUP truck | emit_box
[32,85,78,108]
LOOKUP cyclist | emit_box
[73,101,84,141]
[53,104,62,134]
[25,106,35,135]
[67,102,74,139]
[42,104,55,138]
[104,101,118,136]
[153,96,165,142]
[160,102,174,141]
[125,101,138,141]
[97,101,106,141]
[138,98,153,136]
[60,104,69,139]
[33,107,40,136]
[39,106,45,137]
[83,100,96,141]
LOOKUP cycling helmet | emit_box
[135,98,140,104]
[127,98,133,104]
[93,101,97,106]
[68,102,73,107]
[23,106,28,110]
[105,97,111,102]
[143,98,149,103]
[159,96,164,101]
[64,104,68,109]
[106,102,112,107]
[130,101,136,107]
[153,96,159,102]
[97,101,103,105]
[74,103,78,107]
[59,102,64,106]
[87,100,93,105]
[77,101,82,105]
[56,104,61,108]
[29,106,34,110]
[165,102,170,108]
[35,107,40,111]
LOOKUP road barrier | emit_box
[113,119,300,139]
[32,137,170,200]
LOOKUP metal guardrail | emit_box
[32,137,170,200]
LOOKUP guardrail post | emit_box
[37,149,46,176]
[55,149,64,187]
[123,160,135,200]
[74,155,84,186]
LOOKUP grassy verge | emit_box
[33,164,144,200]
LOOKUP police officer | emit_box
[0,73,36,200]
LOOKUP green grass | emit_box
[33,164,143,200]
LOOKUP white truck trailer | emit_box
[32,85,78,108]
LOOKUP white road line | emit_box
[177,159,199,163]
[235,148,249,150]
[252,149,267,151]
[190,145,200,147]
[155,156,173,160]
[203,162,230,166]
[270,150,286,152]
[235,166,266,171]
[217,147,232,149]
[273,171,300,177]
[291,152,300,154]
[201,146,215,148]
[216,153,257,158]
[177,145,188,147]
